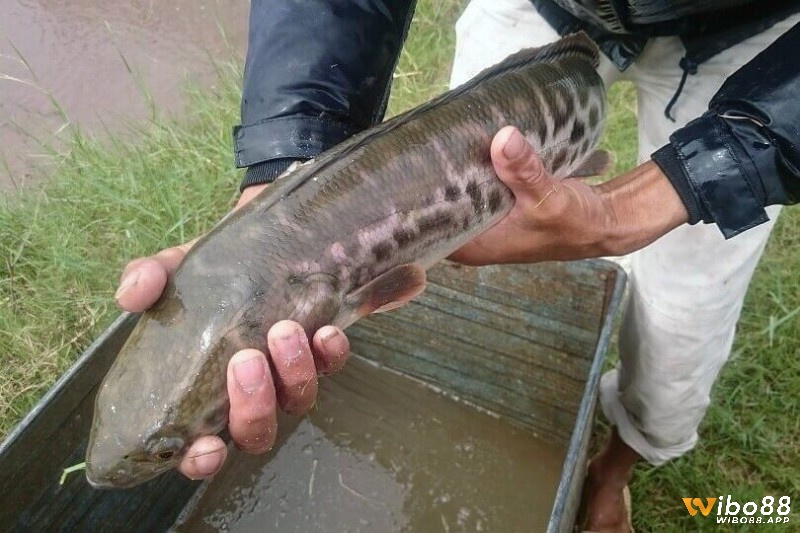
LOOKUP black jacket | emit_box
[234,0,800,238]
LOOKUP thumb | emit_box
[491,126,556,204]
[116,238,197,313]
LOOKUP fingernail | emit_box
[275,329,304,361]
[189,446,225,477]
[233,355,265,393]
[114,271,139,301]
[502,128,526,160]
[321,329,340,350]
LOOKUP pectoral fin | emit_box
[344,263,427,321]
[287,272,341,333]
[572,149,613,177]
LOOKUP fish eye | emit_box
[145,436,185,461]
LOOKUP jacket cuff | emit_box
[233,115,354,168]
[240,158,300,191]
[651,144,705,225]
[658,114,769,239]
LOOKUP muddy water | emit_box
[174,357,565,532]
[0,0,249,188]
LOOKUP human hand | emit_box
[114,183,351,480]
[450,126,688,265]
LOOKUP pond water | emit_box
[174,357,565,532]
[0,0,248,188]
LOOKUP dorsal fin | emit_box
[230,32,600,220]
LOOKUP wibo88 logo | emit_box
[683,496,791,524]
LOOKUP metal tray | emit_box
[0,260,625,532]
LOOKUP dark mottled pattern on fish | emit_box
[570,120,585,144]
[444,185,461,201]
[589,105,600,129]
[86,33,607,489]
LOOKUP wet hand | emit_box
[177,321,349,480]
[451,126,687,265]
[114,183,352,480]
[450,126,615,265]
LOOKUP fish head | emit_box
[85,300,214,489]
[85,418,187,488]
[85,334,192,488]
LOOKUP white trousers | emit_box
[451,0,798,465]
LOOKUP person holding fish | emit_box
[113,0,800,530]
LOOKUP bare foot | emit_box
[582,458,631,532]
[580,429,638,532]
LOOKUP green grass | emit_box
[0,61,244,433]
[1,0,797,529]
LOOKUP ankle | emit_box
[588,454,629,490]
[588,430,640,489]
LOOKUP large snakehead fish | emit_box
[86,32,608,488]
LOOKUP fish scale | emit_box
[86,31,608,488]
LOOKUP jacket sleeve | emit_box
[234,0,417,190]
[651,21,800,238]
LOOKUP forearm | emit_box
[235,0,417,190]
[597,161,689,255]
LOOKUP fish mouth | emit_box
[85,460,173,489]
[86,430,176,488]
[85,465,137,489]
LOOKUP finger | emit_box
[490,126,557,203]
[267,320,319,416]
[227,349,278,454]
[115,258,169,313]
[311,326,350,375]
[236,183,270,209]
[115,239,198,313]
[179,435,227,479]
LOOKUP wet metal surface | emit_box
[174,357,564,532]
[0,0,248,188]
